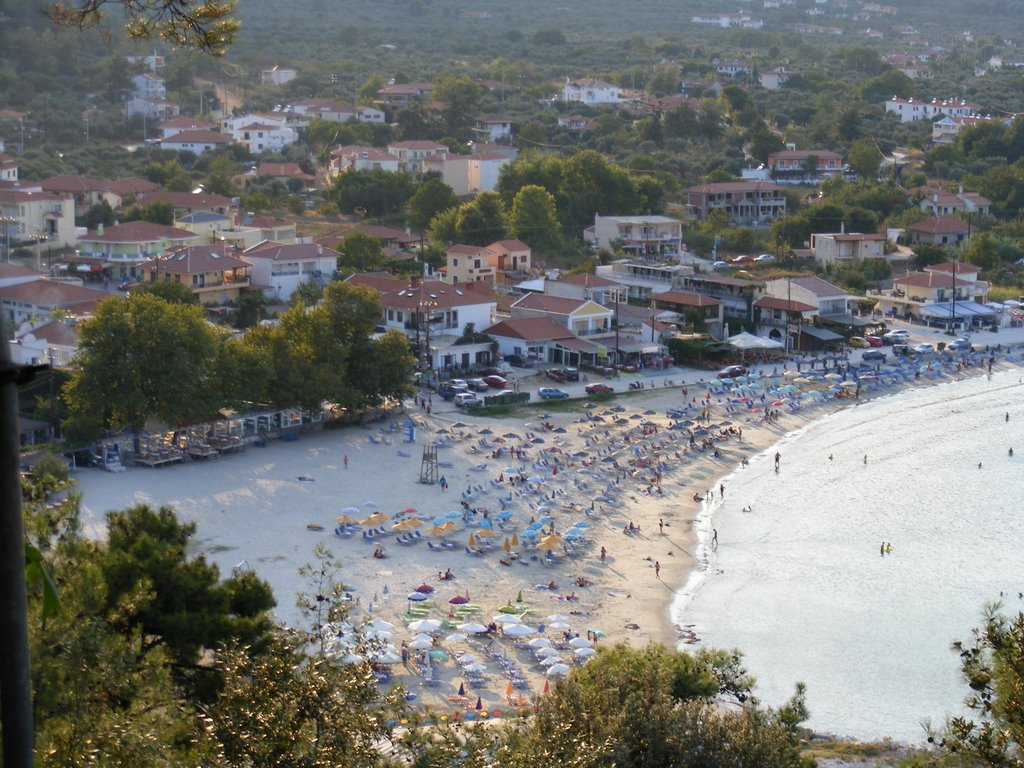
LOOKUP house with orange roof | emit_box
[240,242,339,302]
[510,293,613,337]
[387,140,448,174]
[159,116,216,139]
[870,266,988,320]
[905,215,971,247]
[0,279,108,326]
[40,175,105,209]
[255,162,318,189]
[135,189,236,217]
[685,181,787,225]
[158,129,234,154]
[99,177,162,209]
[139,244,252,308]
[329,145,401,175]
[545,272,626,305]
[482,316,576,364]
[11,319,80,368]
[75,221,199,280]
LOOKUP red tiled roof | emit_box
[907,215,969,235]
[556,273,622,288]
[511,293,600,315]
[483,317,575,342]
[345,272,409,293]
[160,129,233,144]
[893,270,972,288]
[928,261,979,275]
[754,296,817,312]
[140,244,251,274]
[41,175,104,194]
[78,220,199,244]
[243,242,339,263]
[653,290,720,307]
[488,239,530,252]
[0,279,109,309]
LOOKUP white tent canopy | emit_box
[728,332,784,350]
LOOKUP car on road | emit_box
[754,253,775,262]
[717,364,748,379]
[913,342,936,354]
[465,378,489,392]
[482,374,507,388]
[865,335,884,347]
[848,336,870,348]
[882,329,910,343]
[453,393,483,408]
[546,368,568,383]
[946,338,973,352]
[862,350,887,362]
[711,261,730,270]
[563,367,580,382]
[538,387,570,399]
[585,383,614,394]
[731,255,754,264]
[437,381,469,400]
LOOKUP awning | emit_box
[76,264,103,273]
[919,301,998,319]
[800,326,844,342]
[555,337,601,353]
[617,341,664,354]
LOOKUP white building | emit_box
[226,120,298,153]
[0,189,77,249]
[240,242,338,302]
[159,129,234,155]
[288,100,385,124]
[884,96,984,123]
[132,72,166,101]
[260,66,298,86]
[562,78,622,105]
[591,214,684,259]
[329,145,402,175]
[387,141,448,174]
[423,152,511,196]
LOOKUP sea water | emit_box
[672,368,1024,744]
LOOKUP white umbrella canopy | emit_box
[456,653,480,663]
[547,621,572,631]
[365,629,393,641]
[463,663,487,673]
[446,633,469,642]
[546,663,571,677]
[540,655,564,666]
[728,331,784,350]
[527,637,552,649]
[545,614,570,623]
[503,623,536,637]
[412,633,434,642]
[340,652,364,664]
[536,646,562,657]
[409,619,443,632]
[492,614,524,625]
[368,619,395,631]
[408,638,432,650]
[458,622,489,634]
[568,637,593,648]
[574,647,598,659]
[373,650,402,664]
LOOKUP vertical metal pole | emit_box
[0,335,35,767]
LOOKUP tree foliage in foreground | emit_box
[933,603,1024,767]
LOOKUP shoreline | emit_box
[70,345,1024,727]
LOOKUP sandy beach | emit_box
[71,340,1020,718]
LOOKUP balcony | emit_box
[193,275,250,291]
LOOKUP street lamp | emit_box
[0,214,18,263]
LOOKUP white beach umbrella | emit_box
[373,650,402,664]
[463,663,487,673]
[540,655,564,666]
[568,637,593,648]
[458,622,489,634]
[340,652,364,664]
[408,638,432,650]
[492,614,524,625]
[365,629,393,641]
[446,633,468,642]
[368,619,395,631]
[574,647,598,659]
[545,614,570,623]
[456,653,480,663]
[503,623,536,637]
[536,646,562,657]
[546,663,571,677]
[527,637,552,649]
[409,619,442,632]
[547,621,572,631]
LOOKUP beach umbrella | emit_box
[527,637,552,649]
[569,637,593,648]
[547,621,571,631]
[362,512,390,526]
[409,619,442,632]
[441,521,458,532]
[511,533,519,546]
[537,536,562,551]
[545,614,570,623]
[341,652,364,664]
[458,622,488,634]
[457,653,480,663]
[504,623,536,637]
[393,518,422,531]
[563,529,583,541]
[527,475,544,484]
[426,525,448,536]
[475,528,496,538]
[546,663,571,677]
[341,506,361,515]
[464,663,487,673]
[412,633,434,642]
[475,696,483,710]
[540,655,564,667]
[408,638,432,650]
[449,595,470,605]
[458,682,466,696]
[572,520,591,528]
[403,507,418,515]
[467,533,477,547]
[414,583,435,594]
[537,646,562,657]
[542,680,550,694]
[495,510,512,520]
[407,592,428,602]
[492,614,523,625]
[368,619,395,631]
[335,513,360,525]
[374,650,402,664]
[574,647,598,659]
[503,467,521,475]
[364,501,378,508]
[447,633,468,642]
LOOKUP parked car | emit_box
[437,382,469,400]
[563,367,580,382]
[545,368,568,383]
[711,261,730,270]
[913,342,936,354]
[585,383,614,394]
[731,255,754,264]
[465,378,489,392]
[453,393,483,408]
[754,253,775,262]
[481,374,507,388]
[862,350,887,362]
[848,336,870,348]
[946,338,973,352]
[882,329,910,343]
[478,366,508,377]
[865,335,884,347]
[717,365,748,379]
[503,354,531,368]
[538,387,570,399]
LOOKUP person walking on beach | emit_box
[880,542,885,556]
[655,561,661,579]
[712,529,718,550]
[720,482,725,498]
[343,454,349,470]
[774,451,781,469]
[600,546,607,562]
[659,518,664,534]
